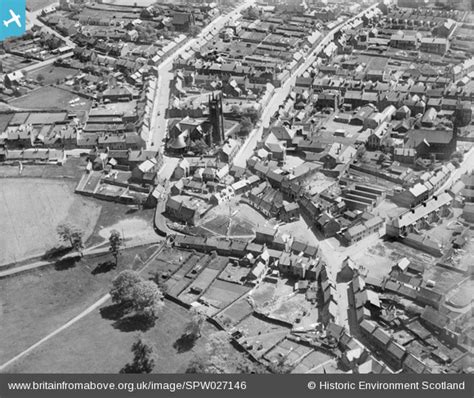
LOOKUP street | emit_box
[232,3,380,167]
[147,0,256,150]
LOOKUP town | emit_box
[0,0,473,376]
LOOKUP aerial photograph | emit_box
[0,0,473,377]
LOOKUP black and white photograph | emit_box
[0,0,472,396]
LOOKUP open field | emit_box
[0,178,101,265]
[6,299,246,373]
[0,157,89,180]
[0,245,159,364]
[9,86,91,111]
[29,65,79,86]
[86,202,155,246]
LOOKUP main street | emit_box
[147,0,256,150]
[232,3,380,167]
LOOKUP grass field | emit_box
[0,179,101,265]
[26,0,57,11]
[6,299,242,373]
[9,86,91,111]
[0,245,159,364]
[29,65,79,86]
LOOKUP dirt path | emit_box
[0,242,167,371]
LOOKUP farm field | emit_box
[0,245,159,365]
[0,178,101,265]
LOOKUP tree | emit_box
[185,331,263,373]
[239,117,253,136]
[109,230,123,267]
[57,223,84,256]
[130,280,164,322]
[268,356,293,374]
[110,270,143,306]
[120,335,155,374]
[36,74,45,84]
[184,309,206,342]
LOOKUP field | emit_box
[0,179,101,265]
[6,298,245,373]
[29,65,79,86]
[0,245,158,365]
[9,86,91,112]
[0,157,88,180]
[26,0,57,10]
[0,54,33,73]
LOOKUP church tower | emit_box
[209,92,224,146]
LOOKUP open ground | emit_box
[0,178,101,266]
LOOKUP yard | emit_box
[197,201,274,239]
[0,178,101,266]
[264,338,313,366]
[29,65,79,86]
[0,245,159,365]
[215,297,253,327]
[86,201,156,247]
[234,315,290,359]
[201,279,250,313]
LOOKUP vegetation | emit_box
[186,331,265,373]
[110,271,164,324]
[120,335,155,374]
[109,230,123,267]
[110,270,143,306]
[239,117,253,136]
[57,223,84,256]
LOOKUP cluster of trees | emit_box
[110,270,164,324]
[56,224,124,267]
[451,150,464,168]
